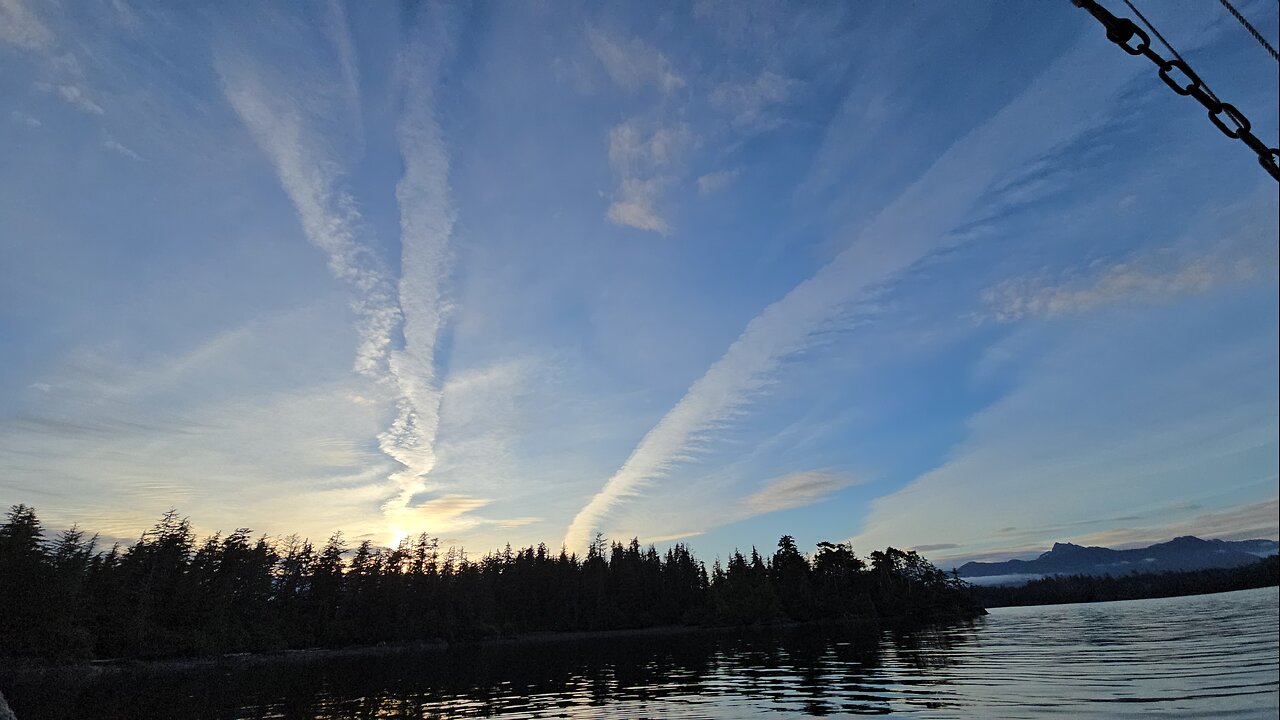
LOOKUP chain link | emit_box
[1072,0,1280,181]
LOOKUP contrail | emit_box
[380,20,457,525]
[217,60,400,383]
[563,29,1146,551]
[219,6,458,538]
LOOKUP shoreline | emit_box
[19,582,1274,675]
[984,582,1278,611]
[0,609,982,678]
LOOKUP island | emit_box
[0,505,982,664]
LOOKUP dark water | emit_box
[4,587,1277,719]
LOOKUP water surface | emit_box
[5,587,1277,719]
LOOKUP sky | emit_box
[1,0,1277,568]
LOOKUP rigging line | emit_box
[1071,0,1280,180]
[1218,0,1280,63]
[1120,0,1221,103]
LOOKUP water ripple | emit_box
[4,588,1276,719]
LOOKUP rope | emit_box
[1121,0,1223,103]
[1218,0,1280,63]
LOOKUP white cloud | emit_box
[564,29,1151,551]
[217,21,467,542]
[710,70,800,131]
[586,27,684,94]
[3,1,111,120]
[104,137,144,160]
[608,121,690,173]
[56,84,104,114]
[214,8,512,544]
[10,110,41,128]
[641,530,705,544]
[378,25,456,527]
[0,0,53,50]
[605,121,692,234]
[387,494,490,530]
[984,237,1278,323]
[323,0,361,129]
[746,470,861,514]
[697,169,738,195]
[217,59,400,380]
[607,178,670,234]
[35,82,104,115]
[586,29,695,234]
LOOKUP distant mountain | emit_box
[957,536,1279,579]
[1228,539,1280,557]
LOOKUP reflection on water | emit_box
[4,587,1277,719]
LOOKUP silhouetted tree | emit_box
[0,505,52,657]
[0,505,999,662]
[772,535,815,620]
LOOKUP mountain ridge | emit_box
[957,536,1279,578]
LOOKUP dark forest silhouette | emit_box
[973,555,1279,608]
[0,505,979,662]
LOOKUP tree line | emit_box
[0,505,980,662]
[972,555,1279,608]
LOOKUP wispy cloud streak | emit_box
[746,470,860,514]
[218,8,462,538]
[605,120,691,234]
[3,2,106,117]
[218,63,400,380]
[380,20,457,530]
[984,219,1279,322]
[323,0,362,140]
[564,33,1144,550]
[586,28,684,94]
[0,0,53,50]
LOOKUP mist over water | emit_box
[959,573,1047,587]
[5,587,1277,719]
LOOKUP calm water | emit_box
[4,587,1277,719]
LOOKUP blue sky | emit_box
[1,0,1277,566]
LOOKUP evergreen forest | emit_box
[0,505,979,662]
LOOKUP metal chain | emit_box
[1121,0,1221,104]
[1218,0,1280,63]
[1071,0,1280,181]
